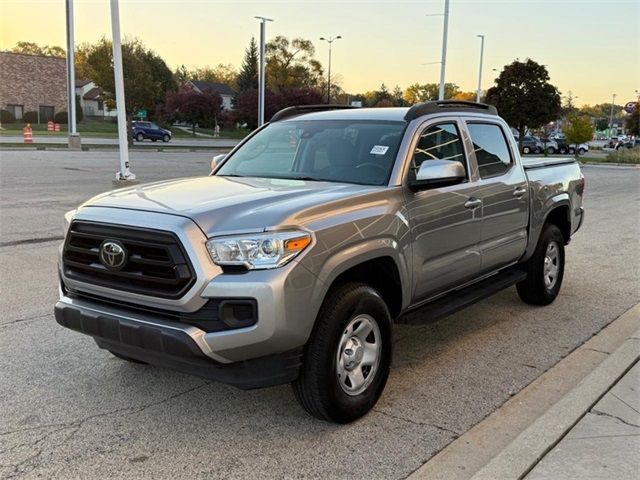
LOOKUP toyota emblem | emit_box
[99,240,127,270]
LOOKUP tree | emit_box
[237,37,259,93]
[625,102,640,136]
[266,36,323,90]
[485,59,561,152]
[564,114,595,156]
[164,86,222,136]
[403,83,460,104]
[189,64,238,90]
[11,41,65,57]
[452,91,476,101]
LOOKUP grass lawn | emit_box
[601,148,640,164]
[0,122,248,140]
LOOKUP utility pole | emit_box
[255,16,273,127]
[609,93,617,137]
[476,34,485,103]
[438,0,450,101]
[110,0,135,181]
[319,36,342,103]
[65,0,80,149]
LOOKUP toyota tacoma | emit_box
[56,101,585,423]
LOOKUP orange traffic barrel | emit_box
[23,125,33,144]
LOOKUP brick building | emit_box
[0,51,68,122]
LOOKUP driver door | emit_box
[405,119,483,302]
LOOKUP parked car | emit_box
[514,134,543,154]
[132,121,172,142]
[568,143,589,155]
[56,101,585,423]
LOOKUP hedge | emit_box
[0,109,16,124]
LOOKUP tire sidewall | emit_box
[309,285,392,422]
[536,226,565,302]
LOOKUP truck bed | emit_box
[522,156,577,170]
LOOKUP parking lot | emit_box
[1,150,638,479]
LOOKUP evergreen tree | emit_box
[237,37,259,93]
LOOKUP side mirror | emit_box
[408,159,466,190]
[211,154,226,171]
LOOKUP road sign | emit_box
[134,108,147,119]
[624,101,637,114]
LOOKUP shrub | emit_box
[54,111,69,124]
[0,109,16,124]
[23,111,39,124]
[604,147,640,164]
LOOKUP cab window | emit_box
[410,122,467,179]
[467,123,513,178]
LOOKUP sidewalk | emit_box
[525,363,639,479]
[410,304,640,480]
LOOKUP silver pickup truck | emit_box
[56,101,584,423]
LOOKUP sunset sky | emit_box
[1,0,638,105]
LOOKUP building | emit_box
[186,80,235,111]
[0,51,68,122]
[76,79,116,118]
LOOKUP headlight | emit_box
[63,209,76,235]
[206,231,312,270]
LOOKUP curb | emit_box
[409,304,640,480]
[580,161,640,168]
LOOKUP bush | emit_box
[604,147,640,164]
[0,109,16,124]
[23,111,38,124]
[54,111,69,124]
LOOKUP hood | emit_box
[81,175,381,235]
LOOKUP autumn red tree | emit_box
[163,86,222,136]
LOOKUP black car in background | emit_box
[132,121,172,142]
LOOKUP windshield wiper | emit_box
[218,174,246,178]
[289,176,328,181]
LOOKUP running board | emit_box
[396,268,527,325]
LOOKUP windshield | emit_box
[216,120,406,185]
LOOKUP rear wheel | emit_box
[136,133,144,142]
[569,147,575,154]
[546,146,556,155]
[523,146,531,154]
[578,148,586,155]
[517,224,565,305]
[292,282,392,423]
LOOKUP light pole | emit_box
[65,0,80,149]
[255,16,273,127]
[110,0,134,181]
[319,35,341,104]
[476,34,485,103]
[438,0,450,101]
[609,93,617,136]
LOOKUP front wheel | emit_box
[569,147,575,154]
[546,147,556,155]
[292,283,392,423]
[578,148,586,155]
[517,224,565,305]
[163,134,170,142]
[523,146,531,154]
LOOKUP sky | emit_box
[1,0,638,106]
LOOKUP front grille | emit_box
[63,221,195,299]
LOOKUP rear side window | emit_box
[411,122,467,178]
[467,123,512,178]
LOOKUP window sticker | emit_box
[370,145,389,155]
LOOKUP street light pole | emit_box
[476,34,485,103]
[65,0,80,149]
[255,16,273,127]
[319,35,341,103]
[110,0,134,181]
[609,93,617,136]
[438,0,450,101]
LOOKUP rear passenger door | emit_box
[465,121,528,274]
[405,119,483,302]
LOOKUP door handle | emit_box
[464,198,482,209]
[513,187,527,198]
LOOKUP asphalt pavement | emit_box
[0,151,639,479]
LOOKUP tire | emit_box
[163,134,170,143]
[546,147,556,155]
[136,133,144,142]
[292,282,392,423]
[523,146,531,154]
[578,148,586,155]
[569,148,575,154]
[109,350,148,364]
[516,224,565,305]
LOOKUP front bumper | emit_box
[55,296,302,389]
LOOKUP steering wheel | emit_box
[356,162,386,173]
